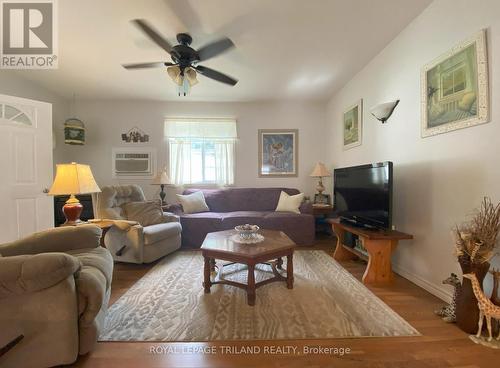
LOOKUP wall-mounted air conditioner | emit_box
[112,147,156,179]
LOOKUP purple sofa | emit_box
[171,188,315,248]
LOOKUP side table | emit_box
[312,204,335,235]
[86,220,114,247]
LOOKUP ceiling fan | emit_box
[123,19,238,96]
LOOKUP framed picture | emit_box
[314,193,331,205]
[421,30,489,138]
[258,129,298,177]
[343,99,362,150]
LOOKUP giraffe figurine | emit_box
[434,273,461,323]
[490,268,500,306]
[463,273,500,342]
[489,269,500,338]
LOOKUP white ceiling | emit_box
[16,0,432,102]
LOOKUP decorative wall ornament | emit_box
[64,118,85,145]
[421,30,489,138]
[122,126,150,143]
[258,129,298,177]
[343,99,362,150]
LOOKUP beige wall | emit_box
[0,73,68,138]
[53,100,327,200]
[325,0,500,300]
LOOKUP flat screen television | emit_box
[333,161,393,230]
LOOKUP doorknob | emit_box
[43,188,50,194]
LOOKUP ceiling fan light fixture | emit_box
[178,77,191,97]
[167,66,199,96]
[124,20,238,95]
[167,66,183,86]
[185,68,198,87]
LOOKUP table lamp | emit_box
[48,162,101,225]
[310,162,331,203]
[152,168,171,205]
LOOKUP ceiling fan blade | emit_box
[197,38,235,61]
[122,62,174,69]
[133,19,173,55]
[195,65,238,86]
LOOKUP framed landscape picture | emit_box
[343,99,362,150]
[258,129,298,177]
[421,30,489,138]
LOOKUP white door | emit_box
[0,94,54,243]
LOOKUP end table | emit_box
[312,204,335,235]
[86,220,114,247]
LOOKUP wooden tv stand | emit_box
[327,219,413,285]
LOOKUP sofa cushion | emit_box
[177,191,209,214]
[221,211,271,228]
[183,188,301,212]
[143,222,182,245]
[264,211,313,226]
[275,191,304,214]
[121,201,164,226]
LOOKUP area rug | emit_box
[100,250,419,341]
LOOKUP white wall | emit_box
[54,100,326,200]
[326,0,500,300]
[0,73,69,137]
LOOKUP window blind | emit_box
[164,117,237,140]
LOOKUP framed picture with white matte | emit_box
[421,30,489,138]
[343,99,363,150]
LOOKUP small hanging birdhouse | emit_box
[64,118,85,145]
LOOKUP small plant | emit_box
[454,197,500,264]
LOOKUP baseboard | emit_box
[392,263,453,303]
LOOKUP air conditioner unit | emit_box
[112,147,156,179]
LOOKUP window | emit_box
[0,103,33,126]
[165,118,237,186]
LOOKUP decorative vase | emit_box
[455,255,490,334]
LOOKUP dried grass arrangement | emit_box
[454,197,500,264]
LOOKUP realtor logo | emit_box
[0,0,58,68]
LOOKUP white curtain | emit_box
[165,118,237,186]
[214,140,235,185]
[168,139,193,185]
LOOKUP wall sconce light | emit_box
[370,100,400,123]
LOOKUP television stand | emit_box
[327,218,413,285]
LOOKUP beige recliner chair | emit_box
[0,225,113,368]
[95,185,182,264]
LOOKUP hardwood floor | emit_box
[73,237,498,368]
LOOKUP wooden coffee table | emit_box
[201,229,296,306]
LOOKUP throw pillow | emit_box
[176,191,210,214]
[275,191,304,214]
[121,201,164,227]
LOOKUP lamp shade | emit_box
[49,162,101,195]
[310,162,331,177]
[152,169,171,185]
[370,100,400,123]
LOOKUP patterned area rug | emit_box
[100,250,419,341]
